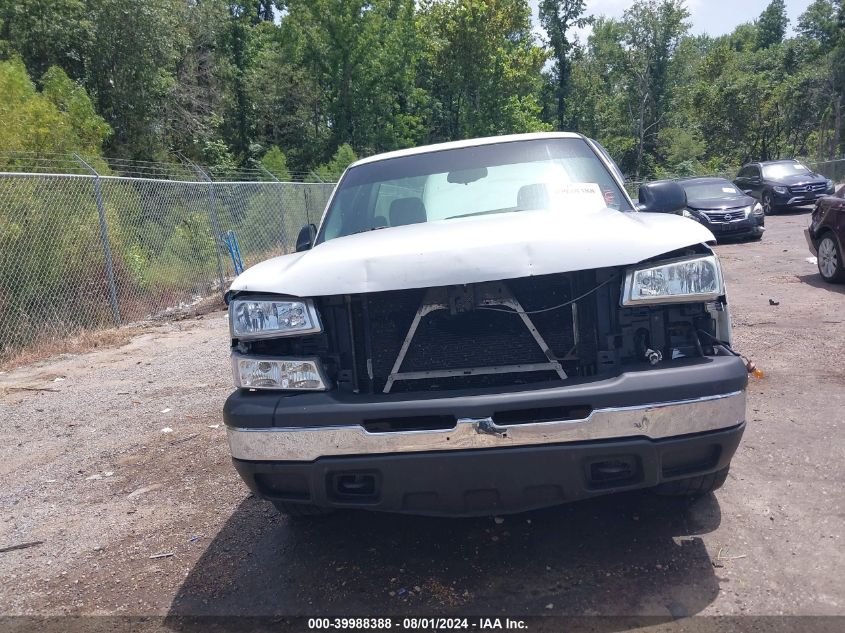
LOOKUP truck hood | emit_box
[230,208,715,297]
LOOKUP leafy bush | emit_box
[0,58,110,158]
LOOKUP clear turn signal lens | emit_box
[233,356,328,390]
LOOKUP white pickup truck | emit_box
[223,132,747,517]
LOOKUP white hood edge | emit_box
[230,208,715,297]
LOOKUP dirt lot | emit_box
[0,209,843,622]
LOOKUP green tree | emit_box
[622,0,690,179]
[217,3,275,161]
[798,0,840,49]
[85,0,189,160]
[252,1,281,23]
[245,21,326,170]
[538,0,591,130]
[314,143,358,181]
[416,0,549,141]
[791,0,844,157]
[41,65,112,154]
[164,0,230,162]
[567,18,634,167]
[2,0,843,180]
[658,126,705,170]
[0,58,110,157]
[260,145,292,180]
[0,0,93,80]
[284,0,421,157]
[757,0,789,49]
[825,0,845,156]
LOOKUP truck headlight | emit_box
[750,202,763,215]
[622,255,724,306]
[773,186,788,194]
[230,298,321,339]
[233,355,328,390]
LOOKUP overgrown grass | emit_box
[0,325,141,371]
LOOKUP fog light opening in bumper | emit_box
[586,456,641,488]
[329,472,380,502]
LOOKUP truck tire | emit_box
[272,500,333,517]
[654,466,730,497]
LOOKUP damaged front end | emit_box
[224,244,747,516]
[223,133,747,516]
[232,245,732,399]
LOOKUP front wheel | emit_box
[761,191,775,216]
[817,234,845,283]
[654,466,730,497]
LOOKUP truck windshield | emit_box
[316,138,631,244]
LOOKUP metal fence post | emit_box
[304,186,311,225]
[258,164,289,251]
[206,178,227,288]
[74,154,121,326]
[178,154,226,289]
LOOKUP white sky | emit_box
[528,0,813,43]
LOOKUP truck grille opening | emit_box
[493,405,592,426]
[253,265,718,397]
[363,415,456,433]
[345,272,601,394]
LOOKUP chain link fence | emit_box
[0,155,335,362]
[4,151,843,362]
[812,157,845,185]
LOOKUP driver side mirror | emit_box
[296,223,317,252]
[637,181,687,214]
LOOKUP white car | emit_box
[223,133,747,517]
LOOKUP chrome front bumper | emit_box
[227,390,746,462]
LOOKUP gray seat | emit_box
[389,197,427,227]
[517,183,550,210]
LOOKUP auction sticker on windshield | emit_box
[549,182,606,211]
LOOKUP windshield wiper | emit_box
[349,226,388,236]
[445,207,520,220]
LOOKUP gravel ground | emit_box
[0,209,843,621]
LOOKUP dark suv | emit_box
[734,160,834,215]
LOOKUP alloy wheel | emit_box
[818,237,839,280]
[762,192,773,216]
